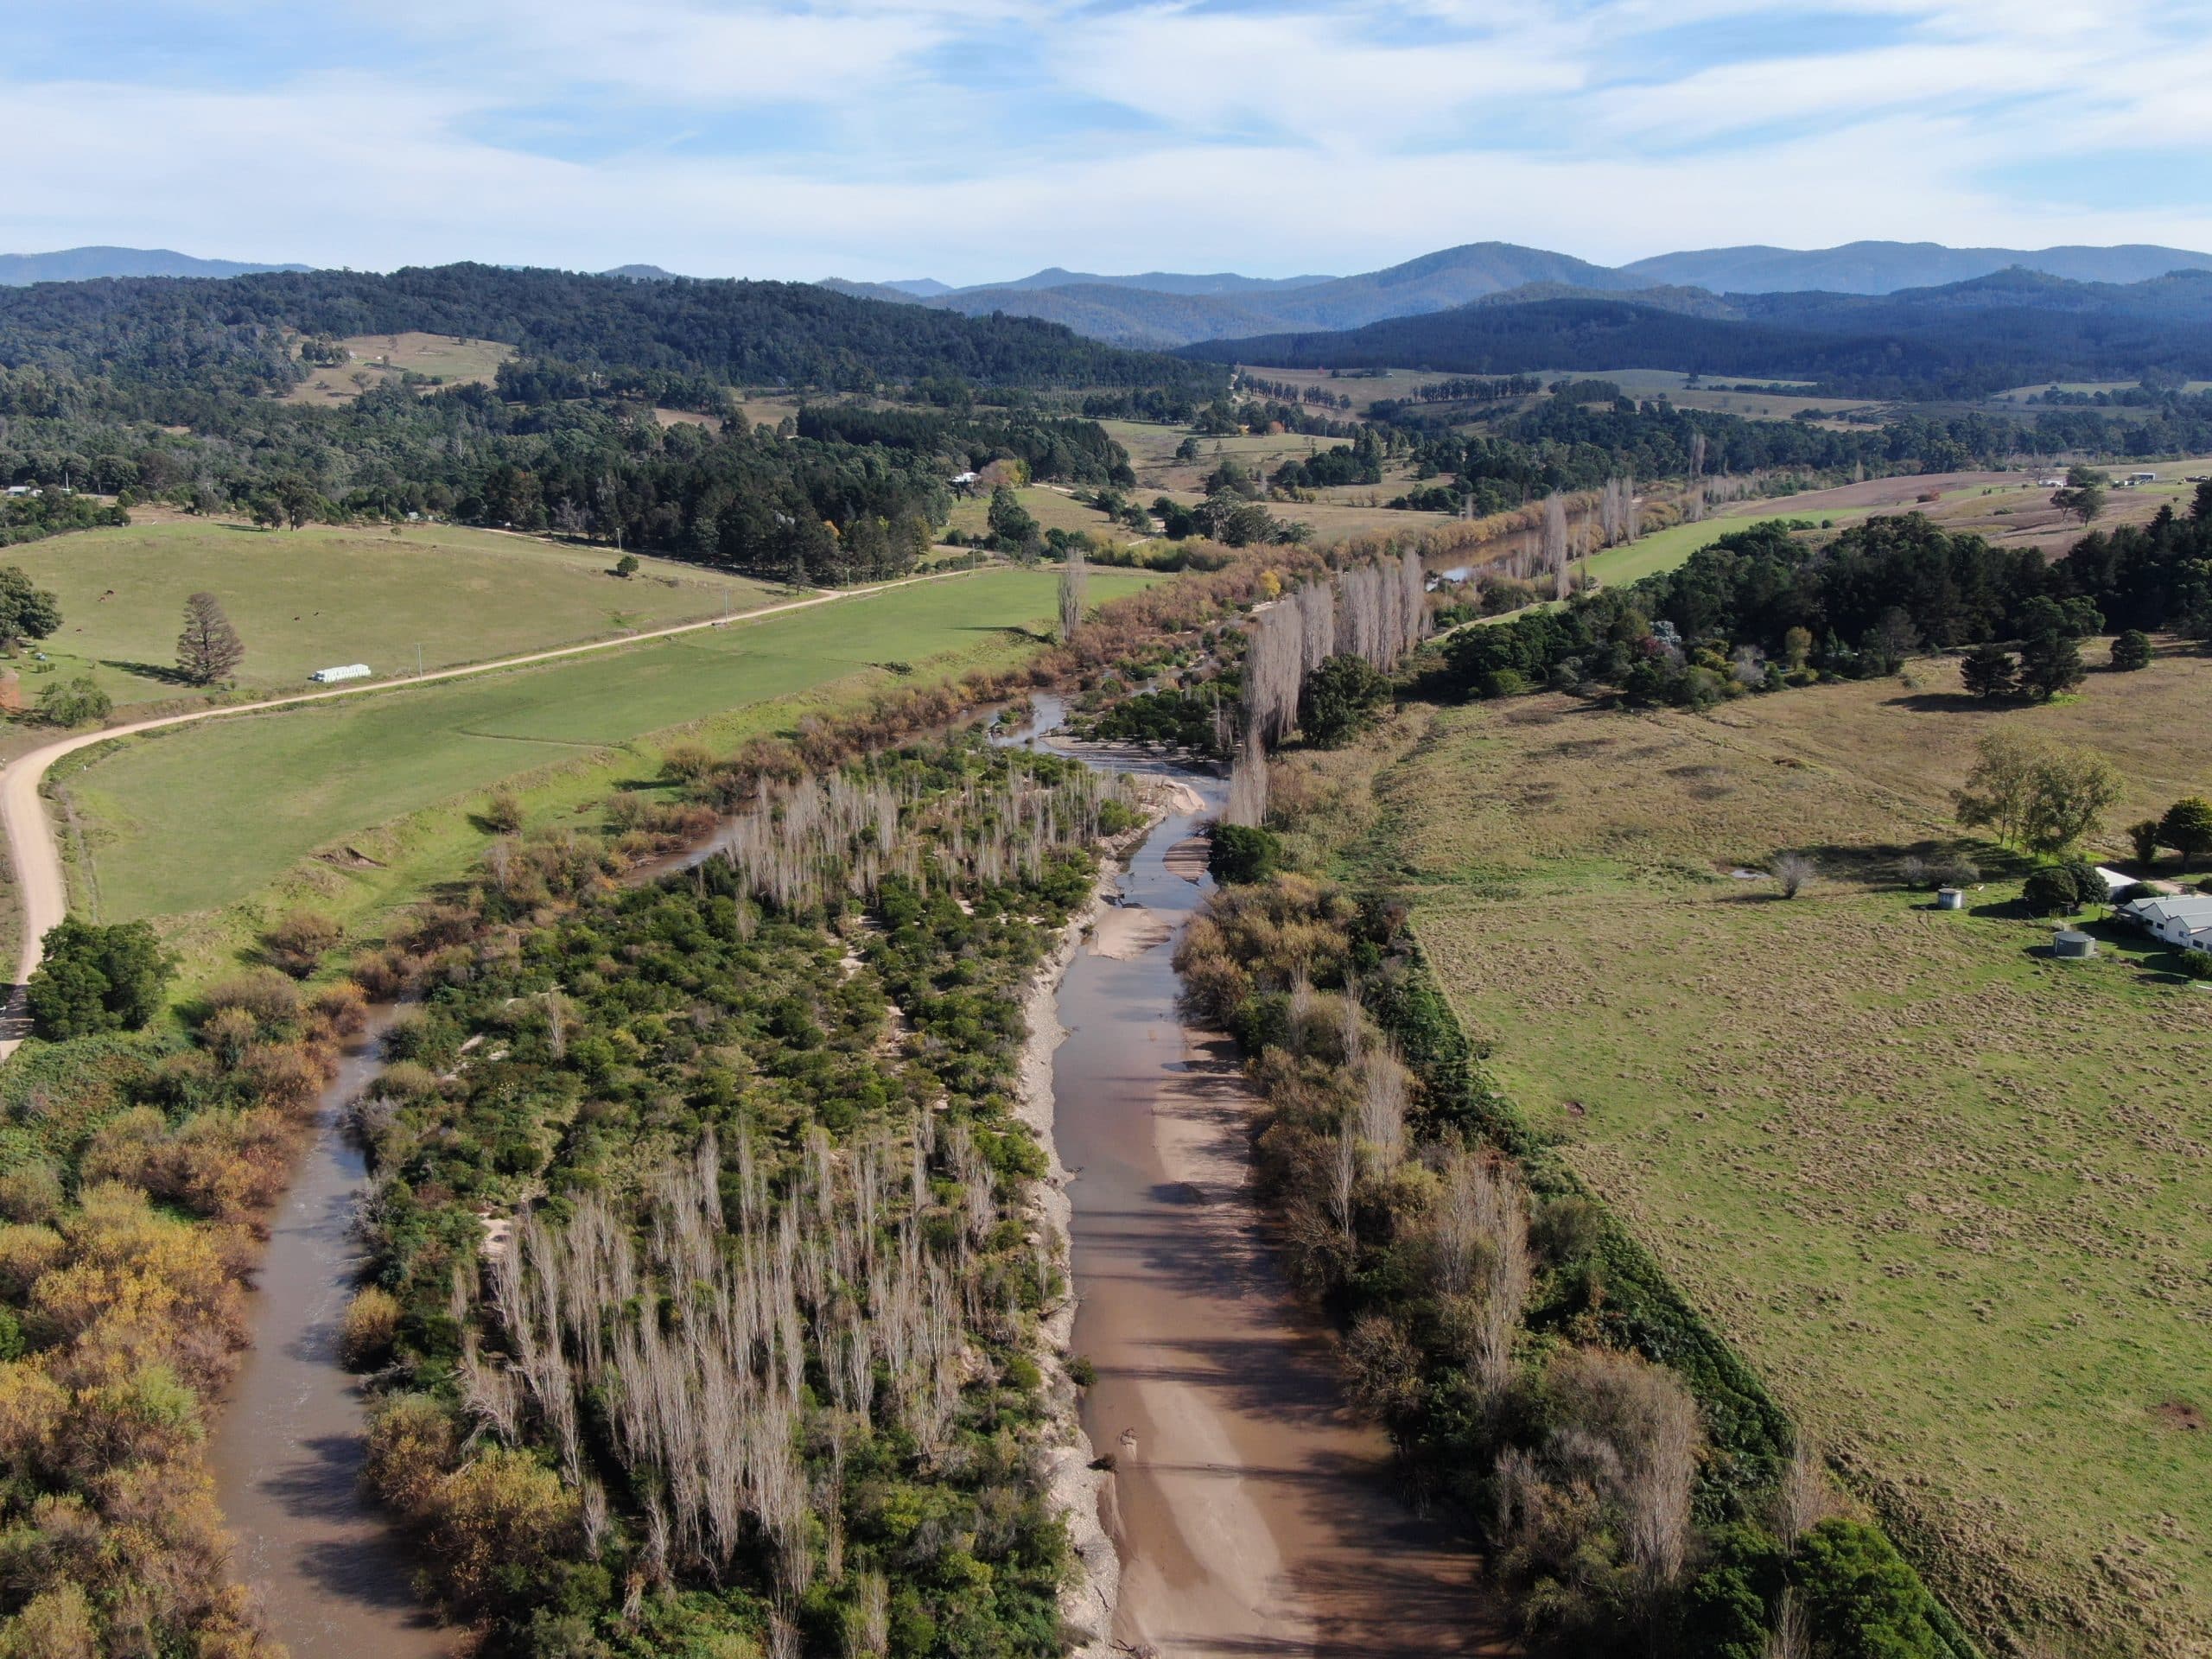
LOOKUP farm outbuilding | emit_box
[309,663,372,684]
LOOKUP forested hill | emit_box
[1185,270,2212,398]
[0,262,1221,396]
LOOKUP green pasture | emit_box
[57,567,1156,930]
[6,519,777,709]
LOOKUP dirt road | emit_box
[0,571,965,1057]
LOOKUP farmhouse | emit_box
[2117,893,2212,950]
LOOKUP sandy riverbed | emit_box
[1040,774,1512,1657]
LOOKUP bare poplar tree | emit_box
[1542,493,1569,601]
[1058,547,1087,641]
[1225,727,1268,828]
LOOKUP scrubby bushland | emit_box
[1443,499,2212,711]
[0,961,370,1655]
[1175,863,1978,1657]
[346,741,1140,1655]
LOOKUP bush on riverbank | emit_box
[0,969,368,1655]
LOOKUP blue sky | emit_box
[6,0,2212,282]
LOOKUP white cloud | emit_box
[4,0,2212,279]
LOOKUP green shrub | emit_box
[1208,823,1282,886]
[1796,1518,1972,1659]
[2109,629,2153,671]
[24,918,174,1039]
[1480,667,1529,699]
[2180,953,2212,982]
[2021,866,2083,916]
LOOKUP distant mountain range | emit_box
[819,239,2212,349]
[1184,267,2212,398]
[1620,241,2212,296]
[0,245,312,284]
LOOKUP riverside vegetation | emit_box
[0,533,1340,1656]
[1142,563,1974,1657]
[347,741,1139,1657]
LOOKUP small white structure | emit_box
[1936,887,1965,910]
[309,663,372,684]
[3,485,35,497]
[2092,866,2137,899]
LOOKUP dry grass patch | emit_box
[285,332,512,403]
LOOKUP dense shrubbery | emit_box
[345,742,1136,1655]
[0,490,128,548]
[0,956,372,1655]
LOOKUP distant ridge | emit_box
[600,264,681,281]
[893,242,1640,346]
[0,245,311,284]
[814,238,2212,350]
[1621,239,2212,296]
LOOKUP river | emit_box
[208,1010,461,1658]
[211,698,1499,1656]
[1019,704,1503,1656]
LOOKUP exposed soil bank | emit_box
[1046,756,1510,1656]
[208,1011,461,1658]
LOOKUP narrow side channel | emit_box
[209,1010,459,1657]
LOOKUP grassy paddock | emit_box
[1318,656,2212,1652]
[5,519,776,710]
[284,331,512,404]
[50,567,1158,976]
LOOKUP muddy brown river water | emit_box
[209,1010,460,1657]
[1044,744,1506,1656]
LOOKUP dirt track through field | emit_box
[0,570,969,1055]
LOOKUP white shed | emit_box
[309,663,372,684]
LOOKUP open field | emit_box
[3,519,776,711]
[284,331,512,403]
[1990,380,2212,405]
[1217,366,1440,413]
[1099,420,1338,493]
[1328,651,2212,1653]
[54,566,1158,943]
[1452,467,2209,621]
[1589,366,1885,422]
[944,484,1136,543]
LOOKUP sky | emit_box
[6,0,2212,283]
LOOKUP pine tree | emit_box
[176,591,245,685]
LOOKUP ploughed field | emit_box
[1330,652,2212,1653]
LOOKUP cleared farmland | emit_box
[283,331,512,403]
[1321,652,2212,1654]
[56,567,1157,926]
[6,518,776,710]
